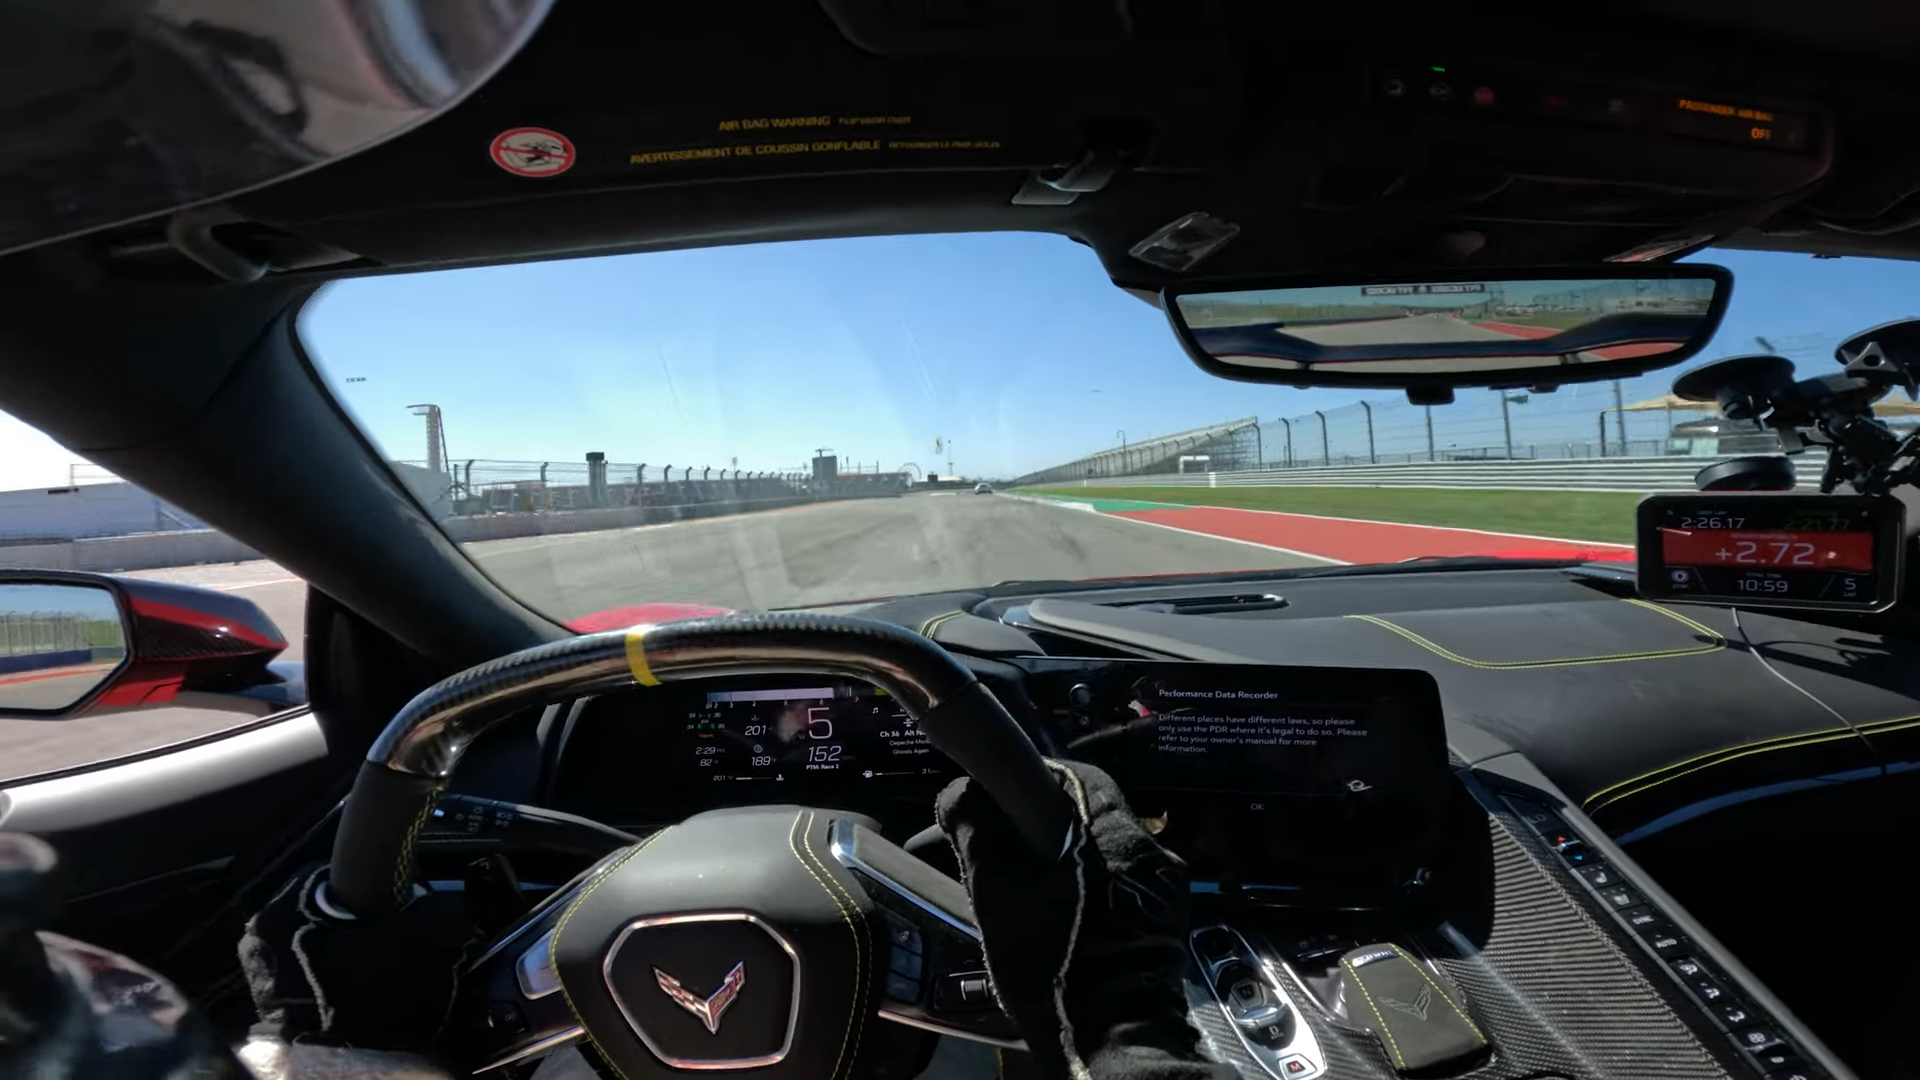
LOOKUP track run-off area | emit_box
[0,489,1627,782]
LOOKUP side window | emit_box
[0,410,304,785]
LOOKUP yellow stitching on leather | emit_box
[623,626,660,686]
[919,610,964,637]
[1340,956,1407,1070]
[1582,713,1920,812]
[800,811,869,1076]
[788,811,861,1080]
[551,830,668,1080]
[1346,598,1724,670]
[393,782,444,906]
[1587,729,1867,815]
[1387,945,1486,1042]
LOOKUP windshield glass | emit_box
[298,238,1920,625]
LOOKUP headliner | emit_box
[29,1,1920,293]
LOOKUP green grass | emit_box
[1019,486,1640,544]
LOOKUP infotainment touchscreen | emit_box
[1048,662,1451,898]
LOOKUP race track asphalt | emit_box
[1220,312,1613,374]
[0,493,1330,783]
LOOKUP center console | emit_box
[1012,657,1851,1080]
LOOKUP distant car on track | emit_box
[974,482,994,494]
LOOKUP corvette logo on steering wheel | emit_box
[654,962,747,1034]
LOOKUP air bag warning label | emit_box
[631,112,1001,168]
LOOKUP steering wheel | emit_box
[325,614,1074,1078]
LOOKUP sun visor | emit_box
[0,0,554,257]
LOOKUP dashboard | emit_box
[551,660,1454,906]
[507,565,1920,1080]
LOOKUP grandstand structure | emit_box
[1013,417,1262,485]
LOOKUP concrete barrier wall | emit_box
[0,493,868,573]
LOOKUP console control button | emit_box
[1711,999,1756,1028]
[1731,1027,1786,1054]
[1619,906,1664,932]
[1278,1054,1312,1075]
[1500,796,1565,833]
[1765,1061,1826,1080]
[1541,825,1582,849]
[1575,864,1621,888]
[1747,1047,1805,1073]
[1642,928,1689,958]
[1671,957,1705,978]
[1597,884,1642,910]
[1556,841,1596,867]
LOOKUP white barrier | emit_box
[1044,456,1803,494]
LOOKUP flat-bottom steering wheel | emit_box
[325,614,1074,1078]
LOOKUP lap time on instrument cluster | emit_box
[682,683,946,785]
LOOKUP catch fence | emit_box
[396,458,910,515]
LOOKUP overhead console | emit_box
[1298,54,1834,257]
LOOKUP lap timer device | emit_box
[1636,492,1905,613]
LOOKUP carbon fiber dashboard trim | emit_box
[1414,806,1732,1079]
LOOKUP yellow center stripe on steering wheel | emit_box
[624,626,660,686]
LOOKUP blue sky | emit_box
[1,238,1918,488]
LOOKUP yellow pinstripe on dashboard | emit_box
[1584,711,1920,815]
[1344,599,1725,670]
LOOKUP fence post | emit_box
[1613,379,1627,450]
[1596,412,1608,457]
[1314,411,1329,467]
[1425,406,1435,461]
[1278,418,1292,467]
[1361,401,1376,464]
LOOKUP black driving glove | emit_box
[236,864,479,1052]
[936,759,1236,1080]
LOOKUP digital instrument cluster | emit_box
[1636,492,1905,612]
[547,678,962,828]
[674,683,946,785]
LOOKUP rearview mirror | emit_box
[0,582,128,714]
[1164,265,1731,391]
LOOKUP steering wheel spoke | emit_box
[827,819,1026,1050]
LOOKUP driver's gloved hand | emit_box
[236,864,479,1052]
[936,760,1235,1080]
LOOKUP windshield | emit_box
[297,238,1920,624]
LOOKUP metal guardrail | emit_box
[1039,456,1807,493]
